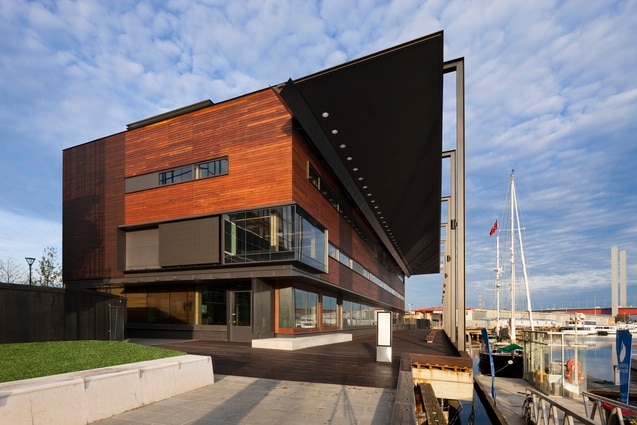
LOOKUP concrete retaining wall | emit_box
[0,354,214,425]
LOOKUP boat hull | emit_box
[478,352,523,379]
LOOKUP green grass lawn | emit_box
[0,340,185,383]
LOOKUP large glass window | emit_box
[279,287,294,329]
[322,295,338,328]
[343,300,352,327]
[294,289,317,328]
[299,215,326,271]
[202,288,226,325]
[224,208,295,263]
[224,205,326,272]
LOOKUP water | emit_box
[585,336,618,382]
[547,334,635,383]
[457,335,632,424]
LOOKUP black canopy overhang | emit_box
[278,32,444,277]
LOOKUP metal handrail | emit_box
[582,391,637,425]
[523,388,596,425]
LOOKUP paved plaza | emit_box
[92,374,395,425]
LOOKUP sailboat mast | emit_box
[495,234,501,335]
[510,171,516,343]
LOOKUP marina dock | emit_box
[474,375,594,424]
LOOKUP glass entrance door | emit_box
[229,291,252,342]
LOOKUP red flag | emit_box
[489,219,498,236]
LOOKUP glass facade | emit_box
[342,300,377,327]
[322,295,337,328]
[224,205,327,272]
[279,287,295,329]
[202,288,226,325]
[294,289,318,328]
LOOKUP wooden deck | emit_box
[159,328,461,389]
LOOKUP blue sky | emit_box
[1,1,636,310]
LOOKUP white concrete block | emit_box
[83,368,142,423]
[174,355,214,393]
[252,333,352,350]
[28,378,87,425]
[139,360,180,405]
[0,354,214,425]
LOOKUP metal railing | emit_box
[523,388,595,424]
[582,391,637,425]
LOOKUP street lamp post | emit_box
[25,257,35,285]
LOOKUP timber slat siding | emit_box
[63,133,125,282]
[125,89,294,224]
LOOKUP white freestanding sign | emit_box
[376,311,392,362]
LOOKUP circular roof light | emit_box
[322,112,329,118]
[332,129,338,134]
[339,144,346,149]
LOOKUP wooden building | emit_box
[62,32,444,342]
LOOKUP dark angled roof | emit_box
[278,31,443,276]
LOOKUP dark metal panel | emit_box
[252,278,273,336]
[126,228,159,269]
[159,217,220,267]
[124,172,158,193]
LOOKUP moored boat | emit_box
[596,325,618,336]
[478,343,524,378]
[479,171,534,380]
[558,314,598,335]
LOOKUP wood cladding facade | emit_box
[125,90,294,224]
[63,87,405,323]
[63,134,125,283]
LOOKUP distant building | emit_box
[62,32,445,342]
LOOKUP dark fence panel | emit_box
[0,283,126,343]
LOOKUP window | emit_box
[223,205,326,272]
[224,208,296,264]
[202,288,226,325]
[322,295,338,328]
[308,162,340,211]
[127,157,228,192]
[159,166,192,185]
[308,163,320,189]
[196,157,228,179]
[299,214,326,271]
[279,287,294,329]
[294,289,317,328]
[338,250,351,268]
[342,300,352,327]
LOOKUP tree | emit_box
[0,257,26,284]
[36,247,62,287]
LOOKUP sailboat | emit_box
[478,170,534,379]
